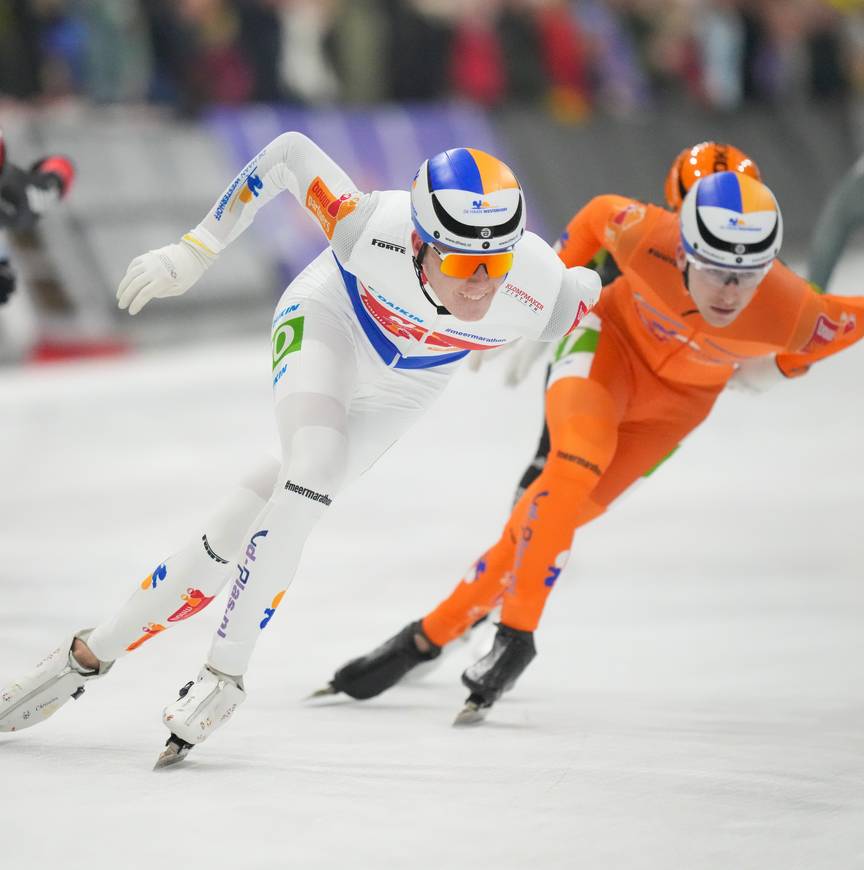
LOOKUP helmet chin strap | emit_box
[412,243,451,315]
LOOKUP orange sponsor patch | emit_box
[126,623,166,652]
[305,176,360,239]
[604,203,646,248]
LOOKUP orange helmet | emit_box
[664,142,762,211]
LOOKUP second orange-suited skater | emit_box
[318,169,864,723]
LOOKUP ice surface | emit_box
[1,309,862,869]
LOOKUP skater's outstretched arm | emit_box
[116,132,373,315]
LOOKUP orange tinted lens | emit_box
[439,251,513,278]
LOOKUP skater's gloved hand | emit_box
[727,354,785,394]
[467,345,512,373]
[502,339,549,387]
[24,175,61,216]
[117,237,216,315]
[467,340,550,387]
[0,259,15,305]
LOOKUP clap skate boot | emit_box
[310,620,441,700]
[454,623,536,725]
[155,664,246,768]
[0,629,114,732]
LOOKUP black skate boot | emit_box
[310,620,441,700]
[454,623,536,725]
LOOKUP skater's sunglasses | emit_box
[686,255,772,290]
[427,244,514,279]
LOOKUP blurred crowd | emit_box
[0,0,863,117]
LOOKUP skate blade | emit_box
[153,737,193,770]
[452,702,490,727]
[305,684,338,700]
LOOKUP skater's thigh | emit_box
[344,361,454,483]
[271,280,361,453]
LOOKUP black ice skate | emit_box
[453,623,536,726]
[309,620,441,700]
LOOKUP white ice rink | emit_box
[1,303,863,869]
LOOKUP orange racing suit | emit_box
[422,195,864,642]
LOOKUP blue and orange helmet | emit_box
[410,147,526,253]
[680,171,782,269]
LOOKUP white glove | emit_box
[502,339,550,386]
[25,183,60,215]
[727,354,785,394]
[466,339,551,386]
[467,345,511,373]
[117,239,214,315]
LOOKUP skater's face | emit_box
[677,247,769,327]
[412,232,507,322]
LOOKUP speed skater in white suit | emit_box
[0,134,600,767]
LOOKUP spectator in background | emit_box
[449,2,507,106]
[385,0,453,102]
[140,0,199,108]
[81,1,151,103]
[28,0,89,99]
[276,0,340,104]
[535,0,591,118]
[497,0,592,118]
[237,0,285,103]
[749,0,810,103]
[499,1,547,104]
[330,0,390,104]
[182,0,254,107]
[575,0,652,115]
[0,0,42,99]
[0,0,861,114]
[695,0,746,109]
[805,0,849,100]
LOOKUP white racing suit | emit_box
[84,132,600,679]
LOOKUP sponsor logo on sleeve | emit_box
[563,299,590,335]
[371,238,407,255]
[799,313,856,354]
[213,149,267,221]
[305,176,360,239]
[503,282,544,313]
[647,246,677,266]
[604,203,646,247]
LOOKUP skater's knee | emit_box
[276,392,349,445]
[546,378,618,467]
[237,456,281,500]
[545,397,618,484]
[279,425,349,497]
